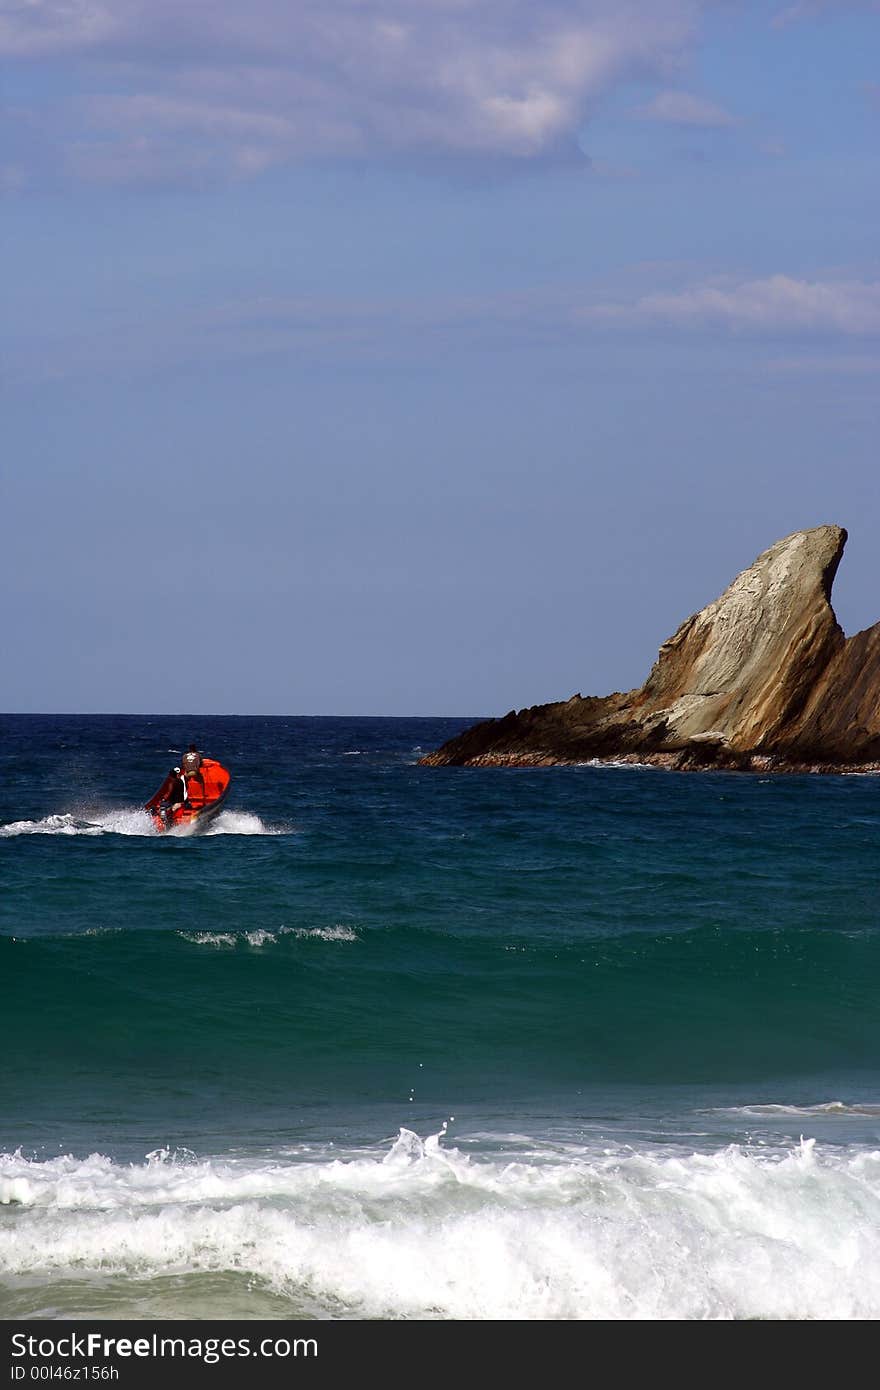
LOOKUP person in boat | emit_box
[180,744,206,805]
[153,767,187,824]
[181,745,203,777]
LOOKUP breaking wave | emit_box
[713,1102,880,1119]
[285,925,358,942]
[178,925,358,948]
[2,1129,879,1319]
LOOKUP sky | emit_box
[3,0,879,715]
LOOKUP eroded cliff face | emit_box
[420,526,880,771]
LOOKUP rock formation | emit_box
[420,525,880,772]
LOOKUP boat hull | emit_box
[146,758,231,834]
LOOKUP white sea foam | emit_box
[177,932,240,948]
[243,929,276,947]
[0,808,289,838]
[713,1102,880,1118]
[282,925,358,942]
[177,930,276,948]
[579,759,657,771]
[204,811,289,836]
[178,925,357,948]
[2,1130,879,1319]
[0,810,155,838]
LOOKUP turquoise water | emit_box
[2,714,880,1319]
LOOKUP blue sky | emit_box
[3,0,879,714]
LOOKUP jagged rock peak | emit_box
[634,525,847,749]
[420,525,880,771]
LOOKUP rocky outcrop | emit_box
[420,526,880,771]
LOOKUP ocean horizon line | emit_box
[0,710,487,721]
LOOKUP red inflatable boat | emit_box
[145,757,231,833]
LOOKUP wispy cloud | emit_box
[2,1,705,183]
[635,89,737,128]
[581,275,880,335]
[773,1,880,26]
[9,270,880,385]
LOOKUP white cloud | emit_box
[582,275,880,335]
[2,1,705,180]
[636,89,736,128]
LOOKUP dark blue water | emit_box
[2,715,880,1319]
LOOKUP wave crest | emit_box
[178,925,358,948]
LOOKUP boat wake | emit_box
[204,810,288,836]
[0,809,289,838]
[0,810,153,838]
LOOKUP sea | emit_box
[2,713,879,1321]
